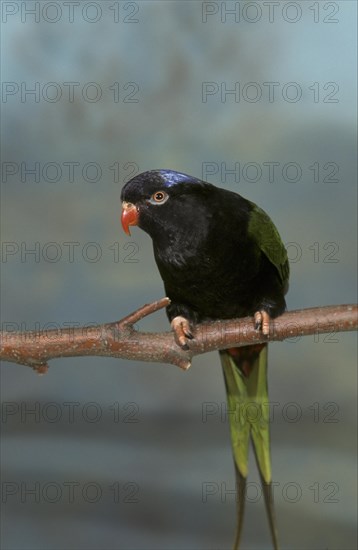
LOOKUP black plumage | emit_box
[121,169,289,549]
[121,169,288,325]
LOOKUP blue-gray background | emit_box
[1,1,357,549]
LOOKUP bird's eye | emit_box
[150,191,168,204]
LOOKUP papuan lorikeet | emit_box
[121,169,289,549]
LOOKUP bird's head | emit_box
[120,169,212,238]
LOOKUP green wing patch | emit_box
[247,202,289,285]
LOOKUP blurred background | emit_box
[1,1,357,549]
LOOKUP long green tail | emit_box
[219,344,279,550]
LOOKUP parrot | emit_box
[120,169,289,549]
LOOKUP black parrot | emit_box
[120,169,289,549]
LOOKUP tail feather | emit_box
[233,464,246,550]
[252,446,280,550]
[220,345,279,550]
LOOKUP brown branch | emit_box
[0,301,357,373]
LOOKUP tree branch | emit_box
[0,300,357,373]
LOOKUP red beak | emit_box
[121,202,139,236]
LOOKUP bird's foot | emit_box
[254,310,271,336]
[171,316,194,350]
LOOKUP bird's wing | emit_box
[247,202,289,286]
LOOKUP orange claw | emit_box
[171,316,194,349]
[254,310,271,336]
